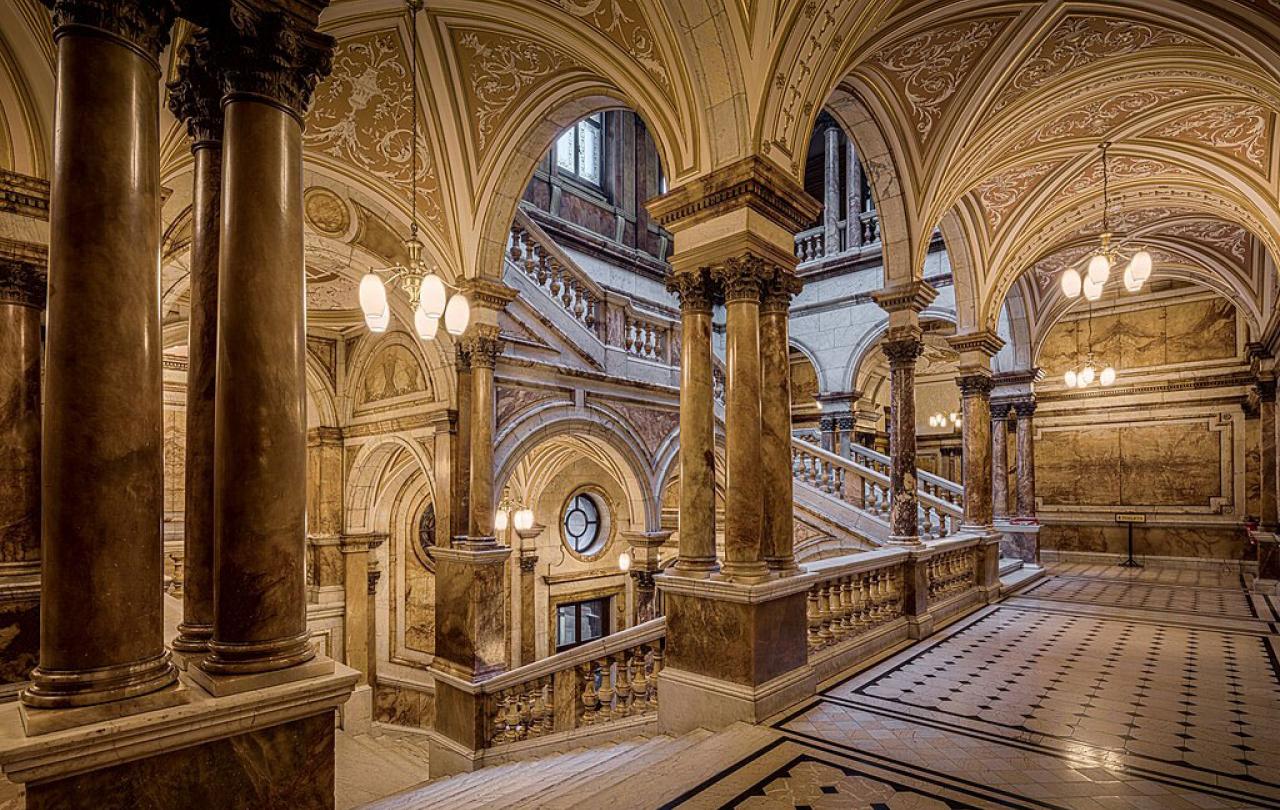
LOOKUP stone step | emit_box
[999,556,1024,576]
[509,734,681,807]
[344,732,430,780]
[441,740,654,810]
[537,729,714,808]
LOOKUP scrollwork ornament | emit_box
[46,0,179,58]
[463,331,504,369]
[167,30,224,145]
[218,3,335,121]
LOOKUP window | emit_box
[562,492,603,555]
[555,113,603,185]
[417,503,436,559]
[556,597,609,652]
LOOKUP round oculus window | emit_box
[562,493,603,555]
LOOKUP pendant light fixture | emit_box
[1059,143,1154,302]
[358,0,469,339]
[1062,302,1117,390]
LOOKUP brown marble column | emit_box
[448,350,473,544]
[715,258,770,583]
[1260,380,1279,529]
[198,10,334,683]
[667,270,718,576]
[957,373,995,530]
[464,328,502,542]
[761,274,803,574]
[1013,398,1038,521]
[168,31,223,657]
[25,0,180,712]
[991,401,1012,520]
[881,330,925,545]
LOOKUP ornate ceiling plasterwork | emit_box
[1060,155,1192,197]
[1007,87,1200,154]
[971,159,1059,231]
[540,0,669,92]
[305,30,447,233]
[450,27,583,153]
[865,16,1009,142]
[1150,219,1250,264]
[1145,102,1273,173]
[991,16,1203,113]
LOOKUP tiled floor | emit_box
[671,563,1280,809]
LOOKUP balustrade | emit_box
[806,563,904,653]
[927,547,976,603]
[793,212,881,264]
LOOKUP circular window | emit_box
[562,492,604,555]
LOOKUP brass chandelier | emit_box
[358,0,469,340]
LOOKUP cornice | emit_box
[0,171,49,221]
[992,368,1043,386]
[645,155,822,234]
[463,278,519,312]
[947,331,1004,359]
[870,280,937,314]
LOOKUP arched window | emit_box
[555,113,603,186]
[417,503,436,560]
[562,492,602,554]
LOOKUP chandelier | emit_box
[928,412,960,429]
[1059,143,1154,302]
[1063,308,1116,389]
[358,0,469,340]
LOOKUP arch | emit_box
[344,435,433,535]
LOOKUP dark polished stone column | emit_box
[881,330,925,545]
[167,31,223,657]
[991,401,1012,520]
[957,373,995,530]
[198,6,334,681]
[24,0,180,712]
[449,349,473,544]
[715,258,770,583]
[464,328,502,542]
[1013,398,1038,521]
[761,274,803,574]
[1261,380,1278,529]
[667,270,718,576]
[822,125,840,256]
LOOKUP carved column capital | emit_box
[1012,398,1037,418]
[712,254,773,303]
[167,30,224,146]
[46,0,179,57]
[630,569,656,591]
[455,344,472,370]
[462,327,503,369]
[216,2,335,121]
[956,372,995,398]
[0,255,47,309]
[990,399,1014,420]
[760,271,804,314]
[518,555,539,574]
[666,268,717,312]
[880,327,925,368]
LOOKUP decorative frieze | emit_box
[0,171,49,221]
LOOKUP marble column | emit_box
[449,349,473,544]
[761,274,803,574]
[168,31,223,657]
[846,138,863,249]
[1014,399,1038,520]
[464,329,502,542]
[881,330,925,545]
[715,258,770,583]
[957,373,995,530]
[198,10,334,683]
[991,401,1012,520]
[1260,380,1279,529]
[25,0,180,712]
[514,524,542,665]
[822,125,840,257]
[0,252,44,692]
[667,270,718,576]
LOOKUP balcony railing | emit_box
[794,211,881,265]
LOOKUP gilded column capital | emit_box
[666,268,717,313]
[871,280,938,315]
[216,3,335,121]
[880,326,925,368]
[167,30,224,146]
[0,256,48,310]
[760,271,804,314]
[45,0,179,57]
[955,372,995,398]
[712,254,775,303]
[462,327,503,369]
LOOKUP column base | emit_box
[0,662,357,808]
[189,655,334,698]
[658,664,815,735]
[170,622,212,655]
[199,631,316,676]
[715,560,772,584]
[671,558,719,578]
[887,535,924,546]
[22,651,178,711]
[764,557,803,576]
[20,682,190,736]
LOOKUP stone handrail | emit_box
[791,437,963,540]
[804,549,907,653]
[509,211,678,365]
[479,617,665,749]
[847,442,963,508]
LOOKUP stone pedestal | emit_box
[899,549,934,638]
[977,535,1002,603]
[657,575,813,734]
[340,535,385,686]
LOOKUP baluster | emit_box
[647,323,659,358]
[650,643,663,708]
[549,260,562,298]
[807,588,821,650]
[920,505,934,538]
[614,653,632,718]
[561,275,575,309]
[508,226,524,265]
[597,658,615,722]
[581,662,599,725]
[584,291,596,328]
[854,573,869,630]
[535,248,549,285]
[625,320,637,353]
[632,648,650,713]
[817,584,835,646]
[573,284,587,321]
[528,681,547,737]
[491,693,509,744]
[839,575,855,635]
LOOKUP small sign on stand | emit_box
[1115,513,1145,568]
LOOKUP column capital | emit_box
[462,278,520,313]
[45,0,179,58]
[215,2,335,121]
[666,268,717,312]
[990,399,1014,419]
[871,280,937,315]
[955,372,995,397]
[306,425,344,446]
[712,254,774,303]
[462,326,503,369]
[760,271,804,314]
[880,326,925,368]
[518,555,539,574]
[1012,398,1037,418]
[0,253,47,310]
[454,343,471,370]
[167,30,224,146]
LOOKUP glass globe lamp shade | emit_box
[1082,275,1103,301]
[1100,366,1116,386]
[494,508,510,532]
[359,273,388,323]
[1087,252,1111,285]
[618,550,632,572]
[1130,250,1153,283]
[1064,369,1077,388]
[513,507,534,532]
[1122,264,1142,293]
[444,293,470,336]
[414,305,439,341]
[366,303,390,333]
[419,274,447,319]
[1080,365,1095,386]
[1060,268,1082,299]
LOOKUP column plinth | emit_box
[667,271,718,576]
[25,0,180,713]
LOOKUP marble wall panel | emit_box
[373,682,436,729]
[1042,524,1244,560]
[1036,428,1121,506]
[1246,417,1261,518]
[1166,297,1235,362]
[404,553,435,655]
[1119,423,1221,506]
